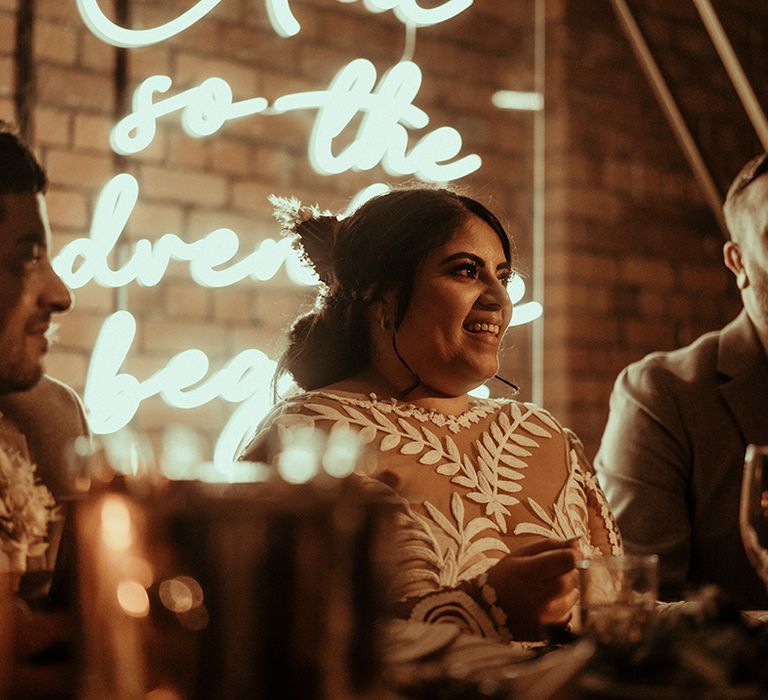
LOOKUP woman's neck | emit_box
[321,369,476,415]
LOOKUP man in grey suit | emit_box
[595,153,768,609]
[0,124,87,697]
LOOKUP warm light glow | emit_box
[100,495,133,552]
[116,579,150,617]
[508,276,543,327]
[159,576,204,613]
[491,90,544,111]
[277,427,321,483]
[111,76,268,155]
[52,174,317,288]
[76,0,221,48]
[274,59,481,181]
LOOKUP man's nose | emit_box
[42,261,72,313]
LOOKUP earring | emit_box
[737,269,748,290]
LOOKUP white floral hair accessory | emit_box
[0,442,59,572]
[268,194,340,287]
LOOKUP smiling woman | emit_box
[240,185,622,644]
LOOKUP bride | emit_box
[241,185,621,641]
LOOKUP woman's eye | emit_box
[498,273,513,287]
[19,244,43,271]
[454,262,479,278]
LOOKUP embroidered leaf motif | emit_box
[527,497,553,524]
[422,427,442,451]
[401,441,423,455]
[305,403,347,421]
[521,420,552,438]
[498,411,511,432]
[490,421,505,445]
[380,433,401,451]
[358,425,377,444]
[464,517,500,539]
[497,480,523,494]
[497,465,525,480]
[398,418,422,441]
[467,491,491,505]
[530,406,560,431]
[371,406,397,432]
[445,436,461,464]
[424,501,461,544]
[464,537,509,561]
[508,433,539,448]
[452,476,476,488]
[436,463,461,476]
[450,492,465,527]
[498,453,527,469]
[420,450,442,465]
[502,443,532,457]
[343,406,370,424]
[510,403,523,421]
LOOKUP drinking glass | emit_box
[739,444,768,591]
[576,553,658,646]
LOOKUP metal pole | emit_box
[611,0,728,236]
[693,0,768,151]
[531,0,546,406]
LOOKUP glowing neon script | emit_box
[111,60,481,183]
[52,174,318,289]
[111,76,268,155]
[85,310,277,434]
[77,0,472,46]
[271,0,474,37]
[274,59,480,181]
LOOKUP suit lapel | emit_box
[718,310,768,446]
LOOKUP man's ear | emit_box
[723,241,748,289]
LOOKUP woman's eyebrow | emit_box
[440,252,511,271]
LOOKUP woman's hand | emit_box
[487,538,579,641]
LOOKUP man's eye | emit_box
[498,272,513,287]
[20,244,43,268]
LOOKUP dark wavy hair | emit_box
[0,122,47,204]
[275,185,512,392]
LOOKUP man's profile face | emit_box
[0,192,71,392]
[738,177,768,330]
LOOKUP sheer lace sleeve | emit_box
[565,428,623,557]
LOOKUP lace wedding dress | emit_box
[242,390,622,640]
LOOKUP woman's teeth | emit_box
[464,322,500,336]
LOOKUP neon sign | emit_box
[68,0,542,474]
[76,0,475,47]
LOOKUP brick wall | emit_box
[543,0,763,455]
[0,0,764,464]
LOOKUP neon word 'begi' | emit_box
[77,0,473,46]
[52,174,318,289]
[84,310,280,469]
[111,60,481,183]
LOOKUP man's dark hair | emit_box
[0,122,47,197]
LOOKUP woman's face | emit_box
[392,214,513,395]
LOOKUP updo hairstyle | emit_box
[273,185,512,392]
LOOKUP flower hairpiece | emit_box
[269,194,339,287]
[0,442,60,572]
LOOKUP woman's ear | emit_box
[723,241,748,289]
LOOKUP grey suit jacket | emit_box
[595,310,768,608]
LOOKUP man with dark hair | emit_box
[0,124,87,697]
[595,153,768,609]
